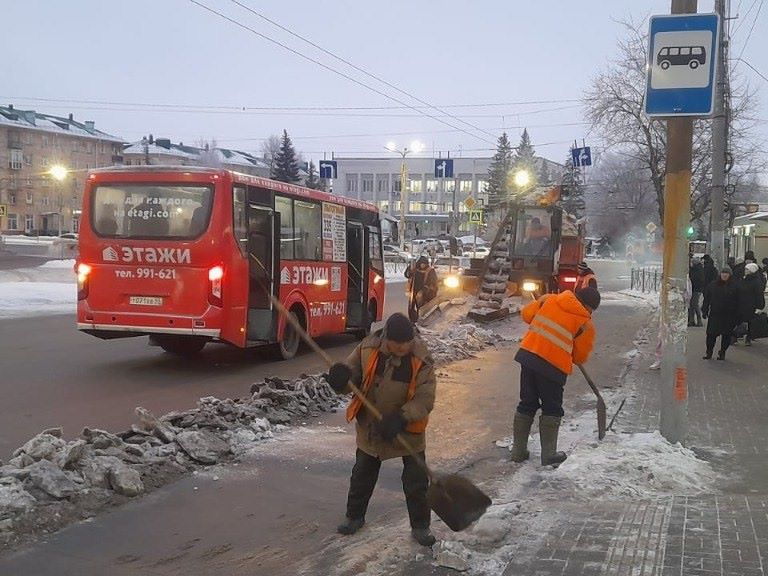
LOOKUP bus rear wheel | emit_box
[154,335,207,356]
[276,309,303,360]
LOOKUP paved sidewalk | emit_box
[505,325,768,576]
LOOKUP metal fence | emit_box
[631,267,662,293]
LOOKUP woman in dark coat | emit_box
[736,263,766,345]
[702,267,740,360]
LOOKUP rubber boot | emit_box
[510,412,534,462]
[539,415,567,466]
[337,517,365,535]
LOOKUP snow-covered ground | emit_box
[1,235,57,246]
[0,259,76,318]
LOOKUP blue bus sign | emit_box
[645,13,719,117]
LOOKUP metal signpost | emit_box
[646,2,718,444]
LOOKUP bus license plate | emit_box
[129,296,163,306]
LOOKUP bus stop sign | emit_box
[645,13,719,117]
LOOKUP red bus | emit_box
[76,166,385,359]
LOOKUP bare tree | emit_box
[585,20,765,225]
[261,134,282,178]
[196,138,221,167]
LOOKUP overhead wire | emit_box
[226,0,500,143]
[187,0,497,146]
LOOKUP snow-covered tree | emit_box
[304,160,323,190]
[272,130,300,183]
[486,132,513,211]
[511,128,537,190]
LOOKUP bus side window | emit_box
[293,200,322,261]
[233,185,247,256]
[275,196,294,260]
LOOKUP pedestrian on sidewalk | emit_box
[326,313,438,547]
[689,257,705,327]
[702,267,739,360]
[702,254,718,287]
[736,263,765,346]
[732,257,746,281]
[574,261,598,291]
[510,287,599,466]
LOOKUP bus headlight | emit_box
[444,275,461,289]
[522,281,538,293]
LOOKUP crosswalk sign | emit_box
[468,210,483,223]
[0,204,7,217]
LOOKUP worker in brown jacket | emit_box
[326,313,437,546]
[510,287,599,466]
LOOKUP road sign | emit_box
[434,158,454,179]
[464,196,476,209]
[0,204,6,217]
[468,210,483,224]
[646,222,657,234]
[645,13,719,117]
[571,146,592,167]
[318,160,337,180]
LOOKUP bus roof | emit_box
[87,165,379,213]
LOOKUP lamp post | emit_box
[49,164,69,236]
[385,141,423,251]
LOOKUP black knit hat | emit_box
[384,312,415,343]
[577,261,589,272]
[575,287,601,311]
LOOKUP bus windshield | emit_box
[91,184,213,239]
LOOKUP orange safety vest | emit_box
[346,348,428,434]
[520,294,591,375]
[574,273,596,291]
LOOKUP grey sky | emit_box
[3,0,766,167]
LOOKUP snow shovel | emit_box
[577,364,607,440]
[268,293,492,532]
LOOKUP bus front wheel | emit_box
[276,309,303,360]
[154,335,207,356]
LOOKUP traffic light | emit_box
[686,225,695,238]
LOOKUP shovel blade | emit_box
[597,399,607,440]
[427,473,492,532]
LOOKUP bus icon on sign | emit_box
[657,46,706,70]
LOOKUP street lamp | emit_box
[385,141,423,250]
[513,169,531,189]
[49,165,69,236]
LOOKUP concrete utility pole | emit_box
[660,0,696,444]
[709,0,728,267]
[399,159,408,250]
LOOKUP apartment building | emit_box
[0,105,124,234]
[122,135,270,177]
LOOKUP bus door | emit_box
[246,204,277,341]
[346,221,366,327]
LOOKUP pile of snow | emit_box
[1,235,57,246]
[0,373,341,550]
[39,259,76,270]
[0,283,75,318]
[544,430,718,498]
[419,323,511,365]
[619,289,660,306]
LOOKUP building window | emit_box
[23,154,32,166]
[376,177,388,193]
[42,136,49,147]
[9,149,23,170]
[409,201,423,213]
[275,195,294,260]
[346,175,358,194]
[25,214,34,232]
[7,214,18,230]
[26,191,33,205]
[361,174,374,194]
[72,217,80,233]
[426,179,437,193]
[393,174,402,193]
[409,175,423,193]
[42,196,50,207]
[459,179,473,194]
[377,200,389,212]
[41,157,49,168]
[444,180,456,194]
[8,192,16,205]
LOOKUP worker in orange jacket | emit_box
[510,287,599,466]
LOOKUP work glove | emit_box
[377,412,407,441]
[326,363,351,394]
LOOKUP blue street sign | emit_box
[645,13,719,117]
[571,146,592,167]
[319,160,337,179]
[434,158,454,178]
